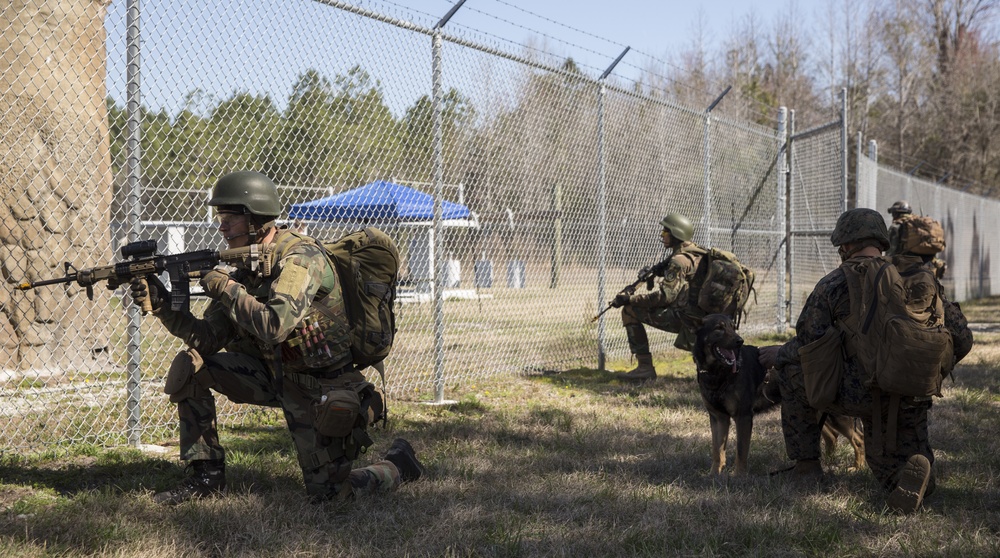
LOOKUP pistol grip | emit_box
[139,277,153,315]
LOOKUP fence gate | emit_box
[786,93,847,325]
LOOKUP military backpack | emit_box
[840,254,953,452]
[323,227,400,372]
[899,215,946,255]
[691,248,756,327]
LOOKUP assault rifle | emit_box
[16,239,275,314]
[590,259,669,322]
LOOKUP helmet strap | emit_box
[249,218,277,244]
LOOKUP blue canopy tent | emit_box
[287,180,471,222]
[288,181,477,298]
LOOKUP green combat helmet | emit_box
[887,200,912,217]
[660,213,694,242]
[209,171,282,243]
[209,170,282,217]
[830,208,889,250]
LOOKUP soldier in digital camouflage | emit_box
[130,170,423,505]
[759,208,972,514]
[612,213,709,381]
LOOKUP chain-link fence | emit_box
[5,0,980,452]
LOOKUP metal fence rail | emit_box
[1,0,991,452]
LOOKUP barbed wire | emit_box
[348,0,777,123]
[878,146,994,196]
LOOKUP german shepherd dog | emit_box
[693,313,865,475]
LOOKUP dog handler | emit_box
[611,213,709,381]
[759,208,972,513]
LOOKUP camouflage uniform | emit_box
[886,215,909,257]
[622,241,707,352]
[889,215,947,278]
[153,228,400,500]
[774,255,972,491]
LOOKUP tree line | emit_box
[646,0,1000,196]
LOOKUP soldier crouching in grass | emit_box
[130,170,423,505]
[612,213,709,381]
[760,208,972,513]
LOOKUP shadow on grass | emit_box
[528,366,705,412]
[0,452,174,497]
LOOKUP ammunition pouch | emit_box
[314,388,361,439]
[279,296,352,373]
[164,348,214,403]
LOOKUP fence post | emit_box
[595,79,608,371]
[776,107,788,332]
[125,0,143,447]
[840,87,848,211]
[786,109,797,324]
[430,28,448,404]
[701,86,729,247]
[703,112,713,247]
[594,48,629,371]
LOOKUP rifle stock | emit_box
[16,240,275,314]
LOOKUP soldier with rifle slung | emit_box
[610,213,709,381]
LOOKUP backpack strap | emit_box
[675,244,707,273]
[870,386,901,456]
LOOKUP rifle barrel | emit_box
[16,275,77,290]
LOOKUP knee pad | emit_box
[165,348,213,403]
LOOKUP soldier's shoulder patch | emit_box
[274,261,310,298]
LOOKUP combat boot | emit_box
[153,459,226,505]
[616,353,656,381]
[770,459,824,486]
[790,459,824,480]
[383,438,424,482]
[886,454,931,514]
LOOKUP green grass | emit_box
[1,327,999,557]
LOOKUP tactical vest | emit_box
[237,229,354,375]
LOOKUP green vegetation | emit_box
[2,328,999,557]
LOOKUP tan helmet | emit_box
[830,208,889,250]
[208,171,282,217]
[660,213,694,242]
[887,200,912,216]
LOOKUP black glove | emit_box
[129,275,165,314]
[611,293,631,308]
